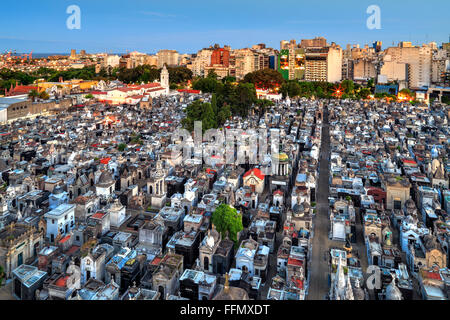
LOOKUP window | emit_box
[52,219,55,224]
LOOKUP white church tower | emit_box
[160,64,169,92]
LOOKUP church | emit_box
[91,65,170,105]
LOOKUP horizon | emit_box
[1,0,449,54]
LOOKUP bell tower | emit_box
[160,64,169,89]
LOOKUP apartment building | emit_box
[380,43,433,89]
[157,49,179,68]
[304,45,342,83]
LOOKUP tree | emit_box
[182,100,217,132]
[256,99,275,116]
[85,93,94,99]
[341,80,355,96]
[281,81,301,98]
[211,204,243,245]
[231,83,257,117]
[192,77,222,93]
[242,68,285,90]
[356,88,371,100]
[207,69,218,80]
[28,89,39,102]
[117,143,127,151]
[168,66,193,84]
[201,102,217,131]
[217,105,231,125]
[39,91,50,100]
[211,93,218,115]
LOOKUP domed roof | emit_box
[97,170,114,186]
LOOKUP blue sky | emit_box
[0,0,449,54]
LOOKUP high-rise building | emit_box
[380,43,432,89]
[304,44,342,83]
[280,40,297,50]
[157,50,179,68]
[353,59,377,81]
[300,37,327,48]
[230,48,257,80]
[431,49,449,85]
[210,47,230,67]
[278,48,305,80]
[145,55,158,67]
[191,48,213,77]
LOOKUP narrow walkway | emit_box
[307,105,331,300]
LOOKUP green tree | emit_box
[28,89,39,102]
[231,83,257,117]
[211,93,218,115]
[207,69,218,80]
[217,105,231,125]
[256,99,275,116]
[357,88,371,100]
[182,100,217,132]
[192,77,222,93]
[168,66,193,84]
[39,91,50,100]
[341,80,355,96]
[242,68,285,90]
[281,81,301,98]
[117,143,127,151]
[211,204,243,245]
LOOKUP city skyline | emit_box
[1,0,449,54]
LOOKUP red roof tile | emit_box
[244,168,265,180]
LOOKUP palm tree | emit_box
[28,89,39,102]
[39,91,50,100]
